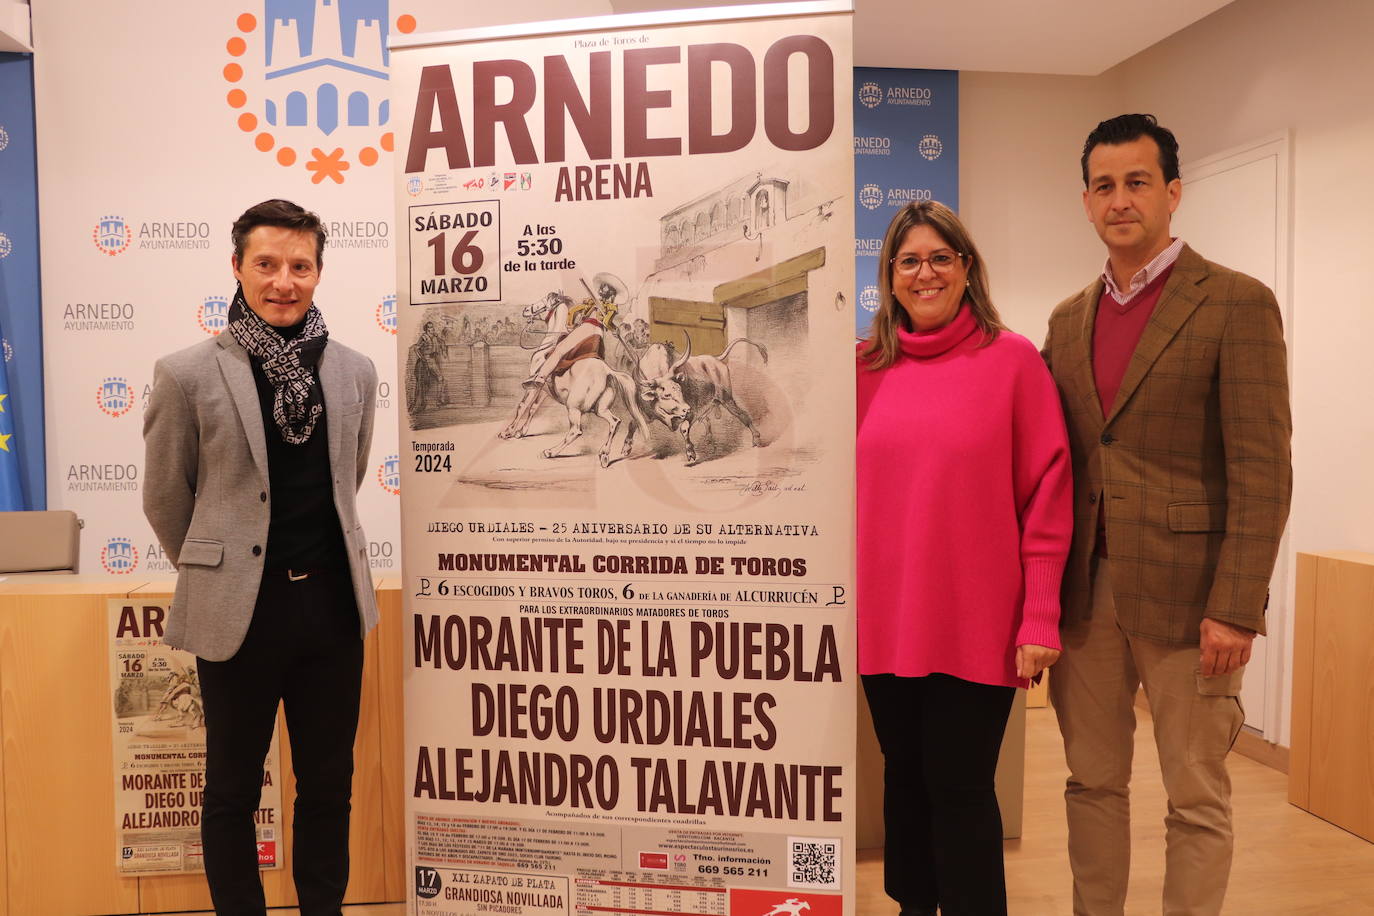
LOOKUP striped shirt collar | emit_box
[1101,237,1185,305]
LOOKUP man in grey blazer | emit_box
[144,199,378,915]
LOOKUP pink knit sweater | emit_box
[856,306,1073,688]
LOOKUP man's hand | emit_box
[1016,644,1060,680]
[1199,618,1256,676]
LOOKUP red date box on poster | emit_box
[730,888,842,916]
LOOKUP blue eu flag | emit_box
[0,325,22,511]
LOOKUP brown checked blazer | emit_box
[1043,244,1292,645]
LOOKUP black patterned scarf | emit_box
[227,284,328,445]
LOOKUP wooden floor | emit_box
[864,706,1374,915]
[155,708,1374,916]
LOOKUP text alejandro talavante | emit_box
[413,615,842,822]
[119,769,275,830]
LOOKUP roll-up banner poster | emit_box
[108,600,284,876]
[391,3,857,914]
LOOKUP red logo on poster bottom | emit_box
[257,841,276,866]
[729,888,842,916]
[639,852,668,870]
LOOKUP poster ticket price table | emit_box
[576,874,726,915]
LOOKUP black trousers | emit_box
[197,568,364,916]
[862,672,1016,916]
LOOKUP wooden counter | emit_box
[0,576,406,916]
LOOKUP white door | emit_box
[1170,133,1292,738]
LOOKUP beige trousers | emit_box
[1050,560,1246,916]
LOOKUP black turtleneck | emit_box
[248,320,348,571]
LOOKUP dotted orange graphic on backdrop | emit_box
[222,6,417,185]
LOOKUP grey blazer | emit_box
[143,331,380,661]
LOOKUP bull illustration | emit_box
[635,331,767,465]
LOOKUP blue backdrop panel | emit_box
[0,52,45,509]
[853,68,959,339]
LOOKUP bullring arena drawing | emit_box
[403,169,847,508]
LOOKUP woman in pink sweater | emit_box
[857,201,1072,916]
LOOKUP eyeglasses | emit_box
[889,250,966,275]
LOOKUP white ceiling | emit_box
[608,0,1238,76]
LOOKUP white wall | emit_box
[958,71,1118,342]
[959,0,1374,747]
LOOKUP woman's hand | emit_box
[1016,644,1060,681]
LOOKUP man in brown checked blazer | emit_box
[1042,114,1291,915]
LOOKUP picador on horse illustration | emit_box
[500,273,648,467]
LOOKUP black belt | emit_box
[266,566,347,583]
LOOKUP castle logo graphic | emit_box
[375,294,397,335]
[377,453,400,495]
[222,1,417,184]
[199,295,231,335]
[93,216,132,257]
[102,537,140,574]
[97,376,136,417]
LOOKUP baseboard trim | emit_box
[1234,727,1290,773]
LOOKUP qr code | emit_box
[787,836,840,889]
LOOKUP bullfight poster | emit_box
[392,3,856,914]
[108,599,284,875]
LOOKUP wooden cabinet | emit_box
[1290,551,1374,842]
[0,576,406,915]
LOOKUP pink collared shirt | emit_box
[1101,237,1185,305]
